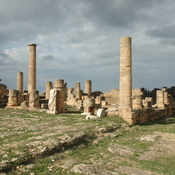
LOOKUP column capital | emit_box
[28,43,37,47]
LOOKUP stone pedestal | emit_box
[28,44,37,94]
[46,81,52,100]
[7,90,18,107]
[85,80,92,96]
[17,71,23,93]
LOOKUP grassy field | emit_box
[0,107,175,175]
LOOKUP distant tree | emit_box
[168,86,175,99]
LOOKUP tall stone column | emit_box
[119,37,132,111]
[46,81,53,100]
[119,37,135,125]
[85,80,92,96]
[75,82,81,100]
[17,71,23,93]
[28,44,37,94]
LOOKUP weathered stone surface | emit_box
[108,144,135,156]
[138,132,175,161]
[71,163,119,175]
[117,166,155,175]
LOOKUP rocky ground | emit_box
[0,108,175,175]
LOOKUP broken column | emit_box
[132,89,143,110]
[7,90,19,107]
[162,88,169,105]
[46,81,53,100]
[85,80,92,96]
[66,88,76,106]
[119,37,135,125]
[156,90,165,109]
[28,44,37,94]
[54,79,65,113]
[75,82,82,100]
[29,90,40,109]
[81,96,95,115]
[17,71,23,93]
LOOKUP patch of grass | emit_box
[26,157,82,175]
[138,156,175,174]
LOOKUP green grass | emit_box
[1,108,175,174]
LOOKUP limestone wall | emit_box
[133,108,174,125]
[102,89,119,105]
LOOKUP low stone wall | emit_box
[133,107,174,125]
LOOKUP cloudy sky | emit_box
[0,0,175,93]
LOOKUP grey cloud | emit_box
[42,55,54,62]
[145,24,175,39]
[0,53,14,66]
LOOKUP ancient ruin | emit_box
[1,37,174,125]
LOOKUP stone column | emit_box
[162,88,169,105]
[17,71,23,93]
[75,82,81,100]
[119,37,135,125]
[119,37,132,111]
[29,90,40,109]
[28,44,37,94]
[85,80,92,96]
[46,81,52,100]
[156,90,165,109]
[54,79,65,113]
[132,89,143,110]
